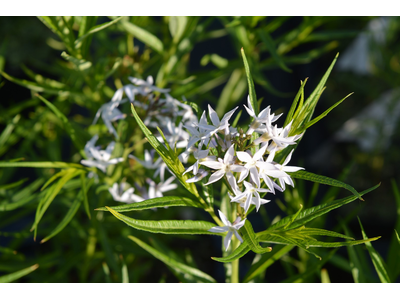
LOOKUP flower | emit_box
[244,95,282,135]
[92,101,126,138]
[147,177,178,199]
[185,169,209,183]
[108,182,144,203]
[183,148,216,176]
[200,144,246,190]
[81,139,124,173]
[184,111,212,149]
[267,149,304,190]
[230,181,271,213]
[236,144,268,188]
[208,210,246,251]
[198,105,238,138]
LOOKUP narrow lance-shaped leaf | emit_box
[75,16,123,49]
[0,161,85,169]
[40,178,94,243]
[241,48,258,116]
[258,30,292,73]
[0,70,71,96]
[131,104,199,198]
[259,184,379,233]
[95,196,203,212]
[0,114,20,150]
[290,170,363,200]
[36,94,86,157]
[0,264,39,283]
[31,168,84,239]
[0,178,44,212]
[105,206,223,236]
[61,52,92,71]
[80,173,91,219]
[358,217,391,283]
[284,78,308,127]
[294,92,353,135]
[128,235,216,283]
[240,220,272,254]
[121,21,164,54]
[211,241,251,263]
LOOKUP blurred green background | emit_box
[0,16,399,283]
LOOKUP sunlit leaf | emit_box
[358,217,390,283]
[105,206,223,236]
[95,196,203,212]
[211,241,251,263]
[0,264,39,283]
[290,170,363,200]
[260,184,380,233]
[121,21,164,54]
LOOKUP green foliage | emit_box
[0,16,389,283]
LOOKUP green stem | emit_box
[231,204,239,283]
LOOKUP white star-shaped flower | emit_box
[199,144,246,191]
[208,210,246,251]
[108,182,144,203]
[81,139,124,173]
[230,181,271,213]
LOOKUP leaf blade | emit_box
[105,206,222,236]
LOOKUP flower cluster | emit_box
[81,76,196,205]
[182,97,304,249]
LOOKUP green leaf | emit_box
[284,204,303,229]
[0,70,71,96]
[240,220,272,254]
[290,170,363,200]
[261,184,380,233]
[131,104,199,198]
[40,178,94,244]
[61,51,92,71]
[0,264,39,283]
[128,235,216,283]
[294,92,353,135]
[241,48,258,116]
[284,78,308,127]
[386,179,400,280]
[95,196,203,212]
[358,217,391,283]
[290,227,354,240]
[105,206,223,236]
[321,268,331,283]
[121,21,164,54]
[258,30,292,73]
[291,53,339,132]
[243,244,295,282]
[0,114,20,150]
[75,16,123,49]
[80,173,91,219]
[0,161,84,169]
[0,178,44,211]
[211,241,251,263]
[260,233,322,260]
[169,16,187,44]
[216,69,245,116]
[342,223,366,283]
[31,168,84,239]
[35,94,86,157]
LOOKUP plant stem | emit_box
[231,205,239,283]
